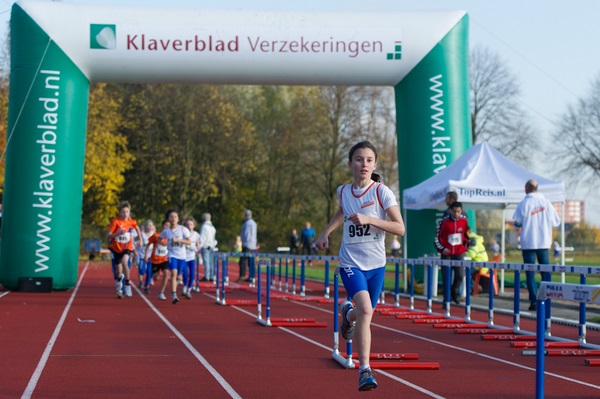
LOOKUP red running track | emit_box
[1,260,599,399]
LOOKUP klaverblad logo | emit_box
[386,41,402,60]
[90,24,117,50]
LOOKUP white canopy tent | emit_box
[402,141,566,287]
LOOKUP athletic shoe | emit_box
[192,286,200,293]
[144,287,150,295]
[339,300,356,340]
[185,289,192,300]
[158,292,166,301]
[358,368,378,391]
[124,284,132,297]
[182,286,187,296]
[116,275,124,298]
[172,293,179,304]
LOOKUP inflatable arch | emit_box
[1,0,471,289]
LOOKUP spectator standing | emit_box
[315,141,405,391]
[301,222,316,254]
[490,239,500,258]
[466,227,490,293]
[434,201,469,305]
[390,235,401,257]
[513,179,560,311]
[239,209,257,282]
[301,221,317,265]
[289,229,300,254]
[198,213,218,282]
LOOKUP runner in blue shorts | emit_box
[316,141,405,392]
[161,209,191,304]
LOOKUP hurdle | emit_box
[533,281,600,399]
[256,259,327,328]
[331,272,440,371]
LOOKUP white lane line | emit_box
[293,299,600,391]
[205,293,445,398]
[136,286,242,399]
[21,262,90,399]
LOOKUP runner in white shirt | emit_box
[182,218,200,299]
[315,141,405,392]
[160,209,191,304]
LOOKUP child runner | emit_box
[315,141,405,391]
[133,220,155,289]
[161,209,191,304]
[182,217,200,299]
[145,220,170,298]
[107,201,143,298]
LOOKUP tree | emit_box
[118,84,256,241]
[553,73,600,190]
[82,83,133,229]
[469,45,539,167]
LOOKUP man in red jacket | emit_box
[435,201,469,305]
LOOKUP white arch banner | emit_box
[21,1,464,84]
[1,0,471,289]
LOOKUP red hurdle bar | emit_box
[585,359,600,366]
[455,328,515,335]
[434,323,488,329]
[481,334,536,341]
[511,341,581,349]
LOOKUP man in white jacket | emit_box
[513,179,561,311]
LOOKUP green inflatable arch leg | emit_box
[0,6,90,290]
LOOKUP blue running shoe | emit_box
[339,300,356,340]
[358,368,378,391]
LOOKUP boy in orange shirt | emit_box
[107,201,143,298]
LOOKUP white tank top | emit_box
[337,181,397,271]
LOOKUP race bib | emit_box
[172,241,184,248]
[186,245,196,254]
[448,233,462,246]
[155,245,168,256]
[343,218,380,244]
[115,232,131,243]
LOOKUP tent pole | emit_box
[501,208,506,293]
[561,202,565,283]
[403,208,408,292]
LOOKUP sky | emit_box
[1,0,599,225]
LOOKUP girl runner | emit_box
[315,141,405,391]
[182,217,200,299]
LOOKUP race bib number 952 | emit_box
[343,219,380,244]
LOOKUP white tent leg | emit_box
[501,209,506,293]
[561,202,565,283]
